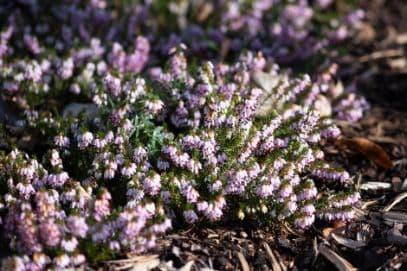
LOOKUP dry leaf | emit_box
[323,227,335,238]
[337,137,393,169]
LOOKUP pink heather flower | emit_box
[19,165,36,180]
[294,215,315,229]
[197,201,209,212]
[133,147,147,163]
[104,73,122,97]
[103,160,118,179]
[77,132,94,149]
[150,218,172,234]
[54,254,70,268]
[170,50,187,79]
[186,159,202,174]
[301,204,316,215]
[104,131,114,143]
[127,186,145,198]
[143,173,161,196]
[39,219,61,247]
[256,182,274,198]
[285,200,298,214]
[70,83,81,95]
[16,212,42,253]
[94,191,111,222]
[126,36,150,73]
[71,254,86,266]
[24,34,42,55]
[279,184,293,198]
[224,169,249,195]
[16,183,35,200]
[47,172,69,187]
[208,180,223,192]
[297,186,317,201]
[331,193,360,208]
[1,256,25,271]
[160,191,171,203]
[321,126,341,139]
[58,58,74,80]
[121,163,137,178]
[109,241,121,251]
[93,138,107,149]
[180,135,202,151]
[114,135,124,145]
[61,237,78,252]
[204,203,224,221]
[323,210,355,221]
[157,158,170,171]
[180,179,200,203]
[54,135,70,148]
[183,210,198,224]
[144,99,164,115]
[67,216,88,238]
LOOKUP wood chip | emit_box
[237,251,250,271]
[318,245,357,271]
[383,192,407,212]
[331,233,367,250]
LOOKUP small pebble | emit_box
[392,176,402,192]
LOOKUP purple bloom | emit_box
[67,216,89,238]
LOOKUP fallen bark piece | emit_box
[382,211,407,224]
[318,245,357,271]
[337,137,393,169]
[331,233,367,249]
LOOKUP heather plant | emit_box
[0,50,360,269]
